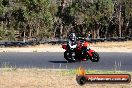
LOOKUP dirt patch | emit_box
[0,69,131,88]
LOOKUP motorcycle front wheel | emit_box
[90,52,100,62]
[64,51,75,63]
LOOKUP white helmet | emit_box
[69,33,76,42]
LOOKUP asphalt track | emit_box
[0,52,132,71]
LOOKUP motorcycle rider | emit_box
[67,32,77,51]
[67,33,78,61]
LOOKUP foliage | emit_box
[0,0,131,41]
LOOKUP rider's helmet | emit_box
[69,33,76,42]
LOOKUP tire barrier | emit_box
[0,36,132,47]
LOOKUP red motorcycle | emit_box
[62,40,100,62]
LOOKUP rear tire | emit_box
[90,52,100,62]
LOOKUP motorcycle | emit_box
[62,39,100,62]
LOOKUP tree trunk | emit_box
[54,27,57,38]
[126,21,130,36]
[105,25,108,38]
[60,23,63,38]
[119,4,122,37]
[129,28,132,36]
[97,28,100,38]
[59,0,66,38]
[93,29,96,39]
[29,29,32,39]
[23,30,26,42]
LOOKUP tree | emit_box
[67,0,114,38]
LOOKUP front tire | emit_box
[64,51,75,62]
[90,52,100,62]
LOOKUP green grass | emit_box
[0,67,131,74]
[60,69,132,76]
[0,64,132,76]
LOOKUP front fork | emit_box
[69,50,76,60]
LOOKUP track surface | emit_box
[0,52,132,71]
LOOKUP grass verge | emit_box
[0,68,131,88]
